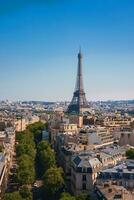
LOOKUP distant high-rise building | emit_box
[67,50,90,114]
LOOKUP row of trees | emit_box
[37,140,65,199]
[37,140,56,176]
[4,186,32,200]
[16,122,45,185]
[4,122,45,200]
[16,130,36,185]
[59,193,91,200]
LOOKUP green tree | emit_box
[16,130,35,148]
[16,143,36,159]
[27,121,45,134]
[16,132,25,142]
[37,140,50,152]
[4,192,23,200]
[18,154,34,166]
[126,149,134,159]
[76,193,91,200]
[18,168,35,185]
[27,122,45,143]
[60,192,76,200]
[38,147,56,175]
[17,154,35,185]
[43,167,65,198]
[19,186,32,199]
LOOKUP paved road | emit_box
[32,180,44,200]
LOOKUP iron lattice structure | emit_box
[67,50,89,114]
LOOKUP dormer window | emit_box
[82,167,86,173]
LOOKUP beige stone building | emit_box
[119,131,134,146]
[88,127,114,148]
[104,116,132,127]
[95,181,134,200]
[71,154,102,195]
[97,160,134,190]
[59,123,78,133]
[15,115,40,132]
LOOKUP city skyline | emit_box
[0,0,134,101]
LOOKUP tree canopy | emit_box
[4,192,23,200]
[59,193,91,200]
[76,194,91,200]
[37,140,50,152]
[126,149,134,159]
[16,122,45,185]
[39,147,56,174]
[37,140,56,176]
[19,186,32,199]
[43,167,65,196]
[59,192,76,200]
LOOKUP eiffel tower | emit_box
[67,50,89,114]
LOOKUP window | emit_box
[82,183,86,190]
[82,167,86,173]
[119,181,122,186]
[82,175,86,181]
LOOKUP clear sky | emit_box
[0,0,134,101]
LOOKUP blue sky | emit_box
[0,0,134,101]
